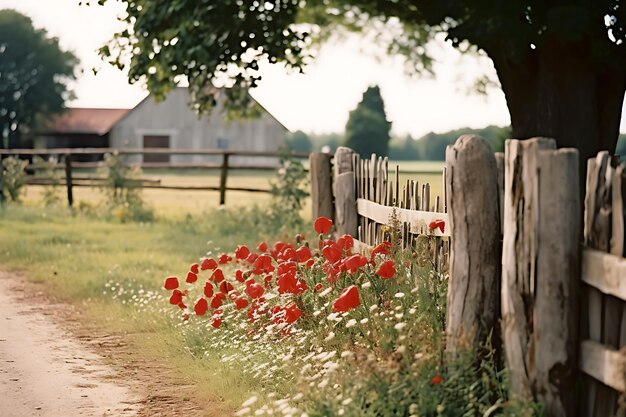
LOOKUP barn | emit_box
[37,87,288,165]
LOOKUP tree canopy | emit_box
[0,9,77,148]
[100,0,626,163]
[344,86,391,157]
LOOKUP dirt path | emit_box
[0,271,211,417]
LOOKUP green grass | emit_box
[0,205,283,411]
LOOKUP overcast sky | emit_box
[2,0,625,137]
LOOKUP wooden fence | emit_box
[0,147,309,206]
[310,137,626,416]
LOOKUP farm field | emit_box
[20,160,446,218]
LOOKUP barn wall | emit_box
[110,88,287,165]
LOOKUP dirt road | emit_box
[0,271,214,417]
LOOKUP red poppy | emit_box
[203,282,214,298]
[235,297,249,310]
[371,241,392,258]
[314,283,323,292]
[295,246,312,263]
[210,296,223,309]
[164,277,179,290]
[201,258,218,271]
[431,374,443,384]
[211,318,222,328]
[194,298,208,316]
[253,255,274,274]
[279,247,297,262]
[245,282,265,299]
[332,285,361,312]
[428,220,445,233]
[169,289,183,305]
[376,260,396,279]
[177,302,187,310]
[234,269,245,283]
[218,253,232,264]
[235,245,250,260]
[189,263,199,274]
[257,241,268,252]
[314,216,333,235]
[219,281,234,294]
[322,244,342,264]
[186,271,198,283]
[344,254,367,274]
[210,269,225,283]
[337,234,354,252]
[284,302,302,323]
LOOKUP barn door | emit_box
[143,135,170,163]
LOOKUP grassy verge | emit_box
[0,204,288,410]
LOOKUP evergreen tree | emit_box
[344,86,391,157]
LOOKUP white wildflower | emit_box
[324,332,335,342]
[235,407,251,416]
[319,287,333,297]
[394,292,405,298]
[242,396,258,407]
[369,304,378,312]
[361,281,371,289]
[360,318,369,324]
[394,322,407,331]
[346,319,357,328]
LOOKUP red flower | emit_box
[257,241,268,253]
[234,269,245,283]
[186,271,198,283]
[322,244,342,264]
[164,277,179,290]
[431,374,443,384]
[210,295,223,309]
[203,282,214,298]
[295,246,312,263]
[201,258,218,271]
[169,289,183,305]
[245,282,265,299]
[344,254,367,274]
[211,318,222,328]
[314,283,324,292]
[284,302,302,323]
[218,253,232,264]
[219,281,234,294]
[337,234,354,252]
[235,297,249,310]
[376,260,396,279]
[194,298,208,316]
[314,216,333,235]
[190,263,199,274]
[253,255,274,274]
[235,245,250,260]
[428,220,445,233]
[210,269,225,283]
[371,241,392,258]
[332,285,361,313]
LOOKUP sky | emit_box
[1,0,624,137]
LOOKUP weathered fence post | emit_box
[502,138,580,416]
[219,152,230,205]
[333,147,358,237]
[64,153,74,207]
[309,152,334,221]
[445,135,501,356]
[495,152,504,234]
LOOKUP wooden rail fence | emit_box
[310,136,626,416]
[0,147,309,206]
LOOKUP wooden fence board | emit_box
[356,199,449,237]
[581,249,626,301]
[580,340,626,392]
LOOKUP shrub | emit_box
[32,156,62,207]
[1,156,28,202]
[267,151,309,233]
[98,153,154,222]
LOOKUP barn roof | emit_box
[42,108,131,135]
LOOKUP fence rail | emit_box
[0,147,309,206]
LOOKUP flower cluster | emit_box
[163,216,399,333]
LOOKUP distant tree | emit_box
[0,10,77,148]
[310,132,343,153]
[285,130,313,152]
[414,125,511,160]
[389,134,420,160]
[344,86,391,157]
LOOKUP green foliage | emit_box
[268,152,309,233]
[0,10,77,148]
[285,130,313,152]
[1,156,27,202]
[389,125,510,161]
[98,153,154,222]
[344,85,392,157]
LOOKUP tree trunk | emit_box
[489,37,626,167]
